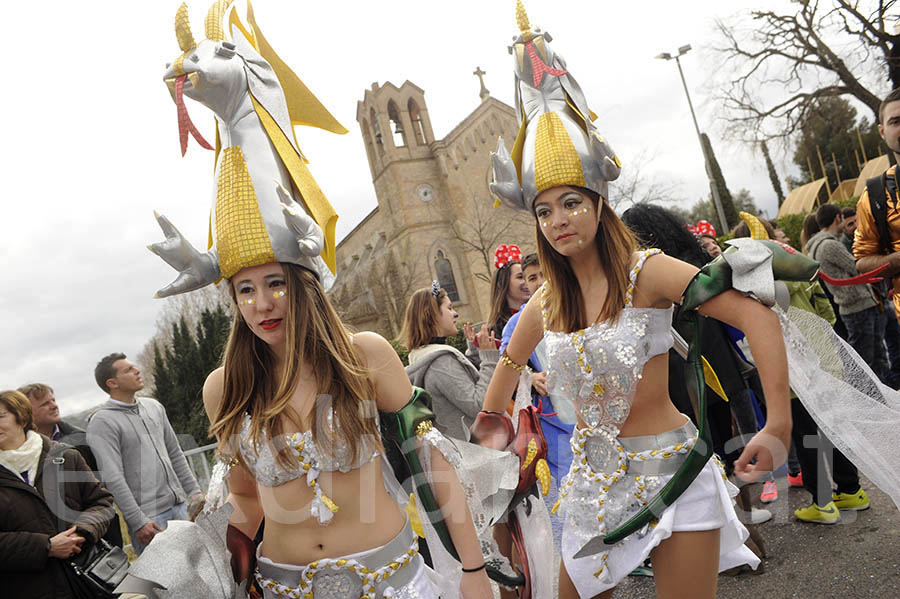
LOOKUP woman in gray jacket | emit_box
[403,283,499,440]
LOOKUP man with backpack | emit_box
[855,88,900,320]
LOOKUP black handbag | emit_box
[42,445,130,598]
[65,538,130,599]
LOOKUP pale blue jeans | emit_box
[130,501,188,555]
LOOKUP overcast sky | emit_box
[3,0,871,417]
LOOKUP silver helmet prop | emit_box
[151,0,348,298]
[490,1,621,214]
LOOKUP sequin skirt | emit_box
[558,417,760,595]
[255,518,437,599]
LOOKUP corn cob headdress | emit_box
[489,1,622,214]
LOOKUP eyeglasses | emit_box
[238,290,286,305]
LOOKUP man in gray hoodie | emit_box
[87,352,202,555]
[807,204,889,382]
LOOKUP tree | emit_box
[367,242,423,338]
[438,196,534,284]
[135,284,230,391]
[700,133,740,229]
[791,96,884,189]
[688,188,760,228]
[151,303,231,447]
[713,1,896,143]
[760,141,786,206]
[608,149,685,210]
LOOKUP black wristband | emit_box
[461,563,486,573]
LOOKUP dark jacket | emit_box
[56,420,97,470]
[0,435,115,599]
[57,420,124,548]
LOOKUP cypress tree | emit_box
[760,141,785,206]
[700,133,738,229]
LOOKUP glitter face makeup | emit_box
[239,289,286,305]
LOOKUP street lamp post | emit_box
[656,45,729,233]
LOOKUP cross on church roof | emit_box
[473,66,490,101]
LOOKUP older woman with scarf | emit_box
[0,389,115,599]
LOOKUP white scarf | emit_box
[0,430,43,486]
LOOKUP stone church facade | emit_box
[328,81,536,339]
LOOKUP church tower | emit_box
[355,81,446,238]
[334,78,531,335]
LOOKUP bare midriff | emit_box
[256,458,407,565]
[576,353,687,438]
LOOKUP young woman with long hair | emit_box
[402,284,498,441]
[196,256,494,598]
[801,212,821,253]
[138,40,494,592]
[486,245,532,341]
[477,6,791,597]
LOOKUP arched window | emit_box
[370,108,384,156]
[408,98,427,146]
[434,250,460,302]
[387,100,407,147]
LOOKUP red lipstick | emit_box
[260,319,282,331]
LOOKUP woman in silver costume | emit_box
[477,3,792,597]
[483,188,789,598]
[197,259,494,599]
[136,3,496,595]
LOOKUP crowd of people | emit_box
[5,3,900,599]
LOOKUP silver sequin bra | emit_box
[543,249,674,430]
[239,414,380,524]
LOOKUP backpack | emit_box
[865,169,899,255]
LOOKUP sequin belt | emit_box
[255,517,420,599]
[583,417,698,476]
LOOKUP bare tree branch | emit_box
[712,1,894,146]
[436,197,532,284]
[608,149,685,210]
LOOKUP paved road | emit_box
[614,475,900,598]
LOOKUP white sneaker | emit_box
[750,507,772,525]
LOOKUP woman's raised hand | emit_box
[463,322,476,345]
[474,324,496,350]
[531,371,548,396]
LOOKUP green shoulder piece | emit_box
[380,387,460,561]
[680,241,819,314]
[759,240,819,281]
[679,256,733,313]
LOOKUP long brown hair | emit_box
[487,261,520,335]
[537,188,636,332]
[401,287,448,350]
[801,213,820,253]
[210,263,380,468]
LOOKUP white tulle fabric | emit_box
[414,426,520,597]
[780,306,900,510]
